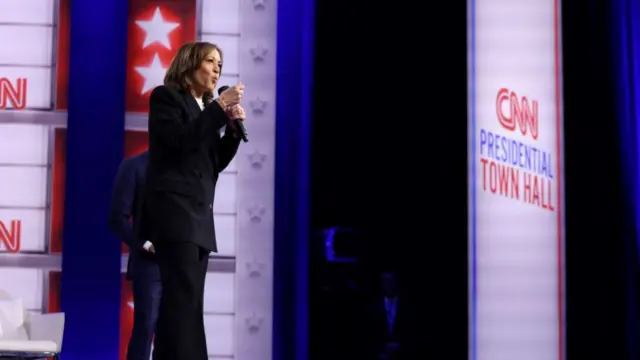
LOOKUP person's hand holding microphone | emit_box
[216,83,244,107]
[217,83,248,142]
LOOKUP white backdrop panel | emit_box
[201,34,240,76]
[213,214,236,255]
[231,0,278,357]
[0,267,44,310]
[214,173,236,214]
[201,0,240,34]
[0,166,47,208]
[0,0,55,24]
[0,68,52,109]
[0,26,54,66]
[0,124,49,165]
[0,208,46,252]
[204,314,234,356]
[469,0,563,359]
[204,272,235,313]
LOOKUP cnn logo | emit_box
[0,78,27,110]
[496,88,539,140]
[0,220,21,253]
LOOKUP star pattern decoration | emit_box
[249,97,268,115]
[245,313,264,334]
[246,259,266,278]
[135,7,180,49]
[247,149,267,170]
[252,0,267,10]
[250,44,268,62]
[135,53,167,95]
[247,204,266,223]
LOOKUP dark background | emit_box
[562,0,631,359]
[309,0,636,359]
[310,1,467,358]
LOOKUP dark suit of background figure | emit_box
[364,273,415,360]
[138,85,240,360]
[108,150,161,360]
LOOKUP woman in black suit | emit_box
[137,41,245,360]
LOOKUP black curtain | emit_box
[311,0,468,358]
[562,0,630,358]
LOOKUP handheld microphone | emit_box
[218,85,248,142]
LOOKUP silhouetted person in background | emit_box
[109,150,160,360]
[365,271,414,360]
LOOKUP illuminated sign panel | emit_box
[0,70,52,110]
[0,124,49,253]
[0,210,47,253]
[0,26,53,66]
[0,267,45,310]
[0,1,56,24]
[0,167,47,208]
[0,78,27,110]
[0,2,55,111]
[496,88,540,140]
[468,0,565,359]
[0,124,50,165]
[0,220,21,253]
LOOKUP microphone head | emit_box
[217,85,230,95]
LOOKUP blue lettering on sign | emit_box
[479,128,553,180]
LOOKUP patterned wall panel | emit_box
[199,0,278,357]
[234,0,277,358]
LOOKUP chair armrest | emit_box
[24,312,65,351]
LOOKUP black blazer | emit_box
[137,85,241,252]
[108,151,159,281]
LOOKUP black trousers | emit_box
[152,242,209,360]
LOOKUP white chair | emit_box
[0,290,64,359]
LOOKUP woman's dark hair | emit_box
[163,41,223,105]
